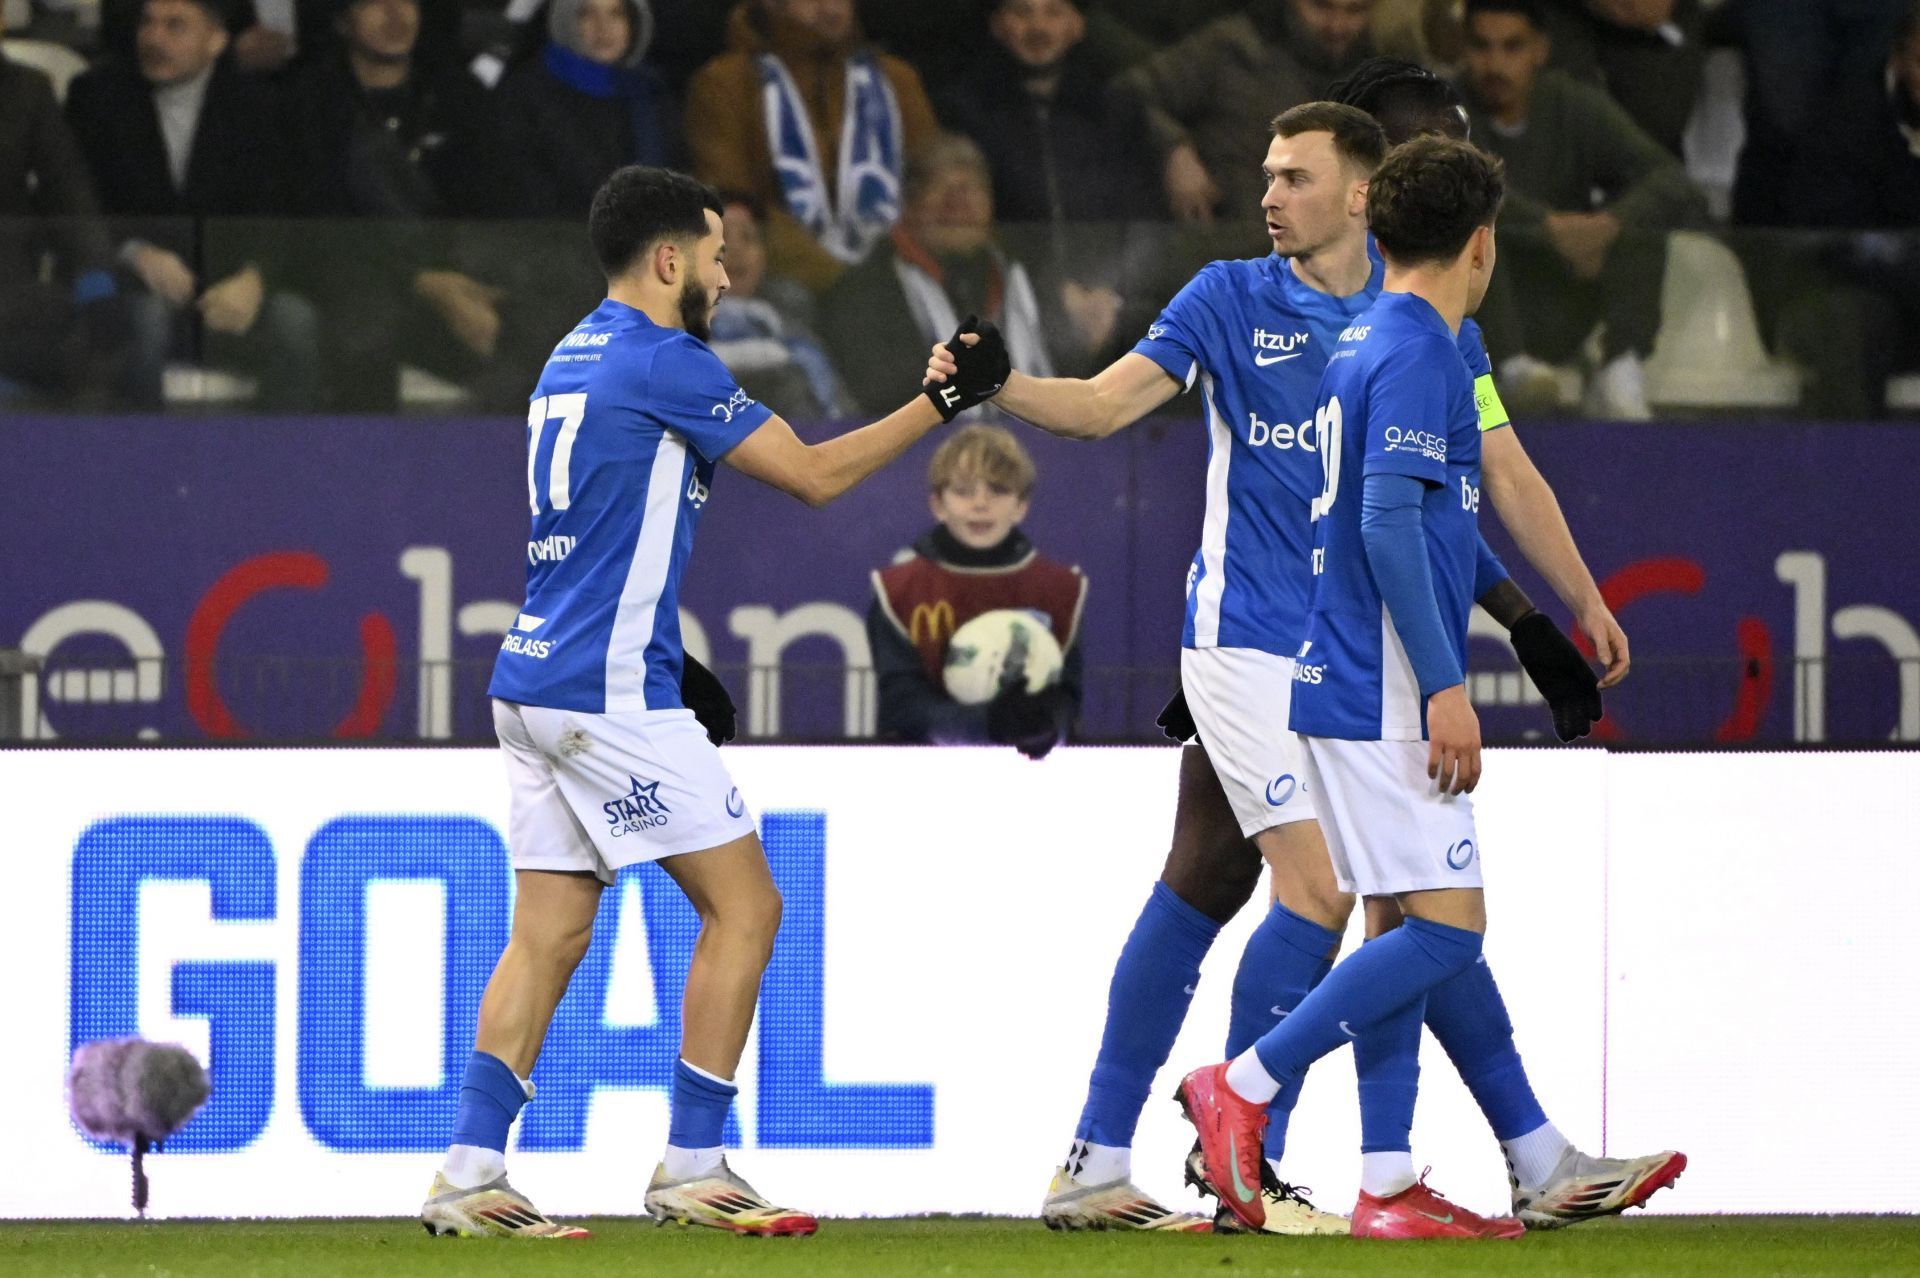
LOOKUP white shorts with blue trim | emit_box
[493,698,757,885]
[1300,736,1484,896]
[1179,645,1316,837]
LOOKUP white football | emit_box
[941,608,1065,705]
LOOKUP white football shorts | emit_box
[492,698,757,884]
[1300,736,1484,896]
[1179,645,1316,837]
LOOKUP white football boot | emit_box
[1183,1143,1348,1236]
[420,1172,590,1239]
[1511,1146,1688,1228]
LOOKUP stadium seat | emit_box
[2,37,86,102]
[1886,374,1920,413]
[1682,48,1746,224]
[162,362,257,405]
[399,365,475,408]
[1643,231,1800,410]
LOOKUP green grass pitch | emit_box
[5,1216,1918,1277]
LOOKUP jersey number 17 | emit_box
[526,392,588,515]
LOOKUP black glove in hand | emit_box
[1510,611,1602,742]
[1156,680,1198,744]
[680,653,737,746]
[987,683,1071,760]
[925,314,1010,422]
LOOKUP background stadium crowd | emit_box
[2,0,1917,419]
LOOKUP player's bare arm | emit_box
[926,347,1180,441]
[1480,427,1630,687]
[724,401,944,508]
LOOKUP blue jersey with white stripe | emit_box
[489,299,772,713]
[1132,254,1384,656]
[1290,292,1484,742]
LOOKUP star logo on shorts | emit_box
[603,775,672,836]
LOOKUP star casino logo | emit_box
[604,776,672,837]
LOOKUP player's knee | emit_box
[1160,843,1260,924]
[716,882,783,955]
[517,917,595,973]
[1273,877,1354,932]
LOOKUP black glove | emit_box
[680,653,737,746]
[987,683,1071,760]
[1510,610,1602,742]
[924,314,1010,422]
[1156,678,1198,744]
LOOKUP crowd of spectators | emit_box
[1,0,1916,414]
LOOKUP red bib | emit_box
[872,549,1087,683]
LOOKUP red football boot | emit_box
[1172,1064,1269,1231]
[1351,1170,1527,1240]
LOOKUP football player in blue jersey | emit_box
[929,81,1676,1235]
[1176,135,1682,1240]
[421,166,1007,1240]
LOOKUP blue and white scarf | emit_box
[757,50,902,265]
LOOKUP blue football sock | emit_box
[1074,881,1224,1148]
[668,1059,738,1152]
[1226,902,1338,1165]
[449,1051,527,1153]
[1424,956,1549,1141]
[1355,990,1426,1154]
[1251,917,1481,1087]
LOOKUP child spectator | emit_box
[867,424,1085,758]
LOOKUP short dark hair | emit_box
[1328,57,1469,146]
[1269,101,1388,175]
[1367,136,1505,266]
[1900,0,1920,48]
[1463,0,1547,30]
[588,166,723,280]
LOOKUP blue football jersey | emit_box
[1132,254,1383,656]
[489,299,772,713]
[1290,292,1484,742]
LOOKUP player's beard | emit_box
[679,277,714,342]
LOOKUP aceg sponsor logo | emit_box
[1383,425,1447,462]
[711,388,756,423]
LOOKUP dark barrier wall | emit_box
[5,414,1917,744]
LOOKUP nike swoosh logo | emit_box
[1338,1021,1357,1037]
[1226,1133,1258,1203]
[1183,985,1197,996]
[1253,351,1301,366]
[1416,1210,1454,1224]
[1268,1006,1289,1018]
